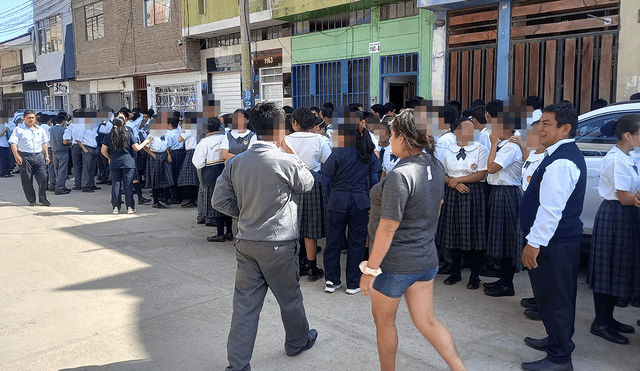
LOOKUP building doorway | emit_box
[383,76,417,110]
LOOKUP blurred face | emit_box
[538,112,571,148]
[455,120,474,147]
[23,113,36,127]
[371,123,390,144]
[232,112,248,131]
[524,123,541,151]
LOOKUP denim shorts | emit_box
[373,267,439,298]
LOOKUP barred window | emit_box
[380,0,419,21]
[145,0,171,27]
[293,10,371,36]
[84,1,104,41]
[36,15,62,54]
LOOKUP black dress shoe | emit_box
[39,199,51,206]
[615,297,630,307]
[224,232,233,241]
[467,275,480,290]
[90,186,101,190]
[181,201,197,208]
[521,358,573,371]
[443,272,462,285]
[521,297,537,309]
[64,188,72,192]
[138,197,152,204]
[82,187,94,192]
[590,322,629,344]
[524,337,548,351]
[152,203,167,209]
[72,186,82,190]
[610,319,635,334]
[205,222,215,227]
[286,329,318,357]
[524,308,543,321]
[196,219,205,225]
[437,262,452,275]
[206,234,225,242]
[483,279,503,289]
[54,189,71,195]
[96,179,108,184]
[484,284,515,297]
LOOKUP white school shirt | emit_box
[98,120,113,135]
[379,143,400,174]
[526,138,581,248]
[63,123,85,143]
[192,133,225,169]
[220,129,257,151]
[284,132,331,172]
[8,123,49,153]
[441,142,488,178]
[180,130,198,150]
[148,135,168,152]
[79,126,98,148]
[521,151,545,192]
[487,140,523,186]
[0,122,16,147]
[434,131,457,163]
[598,146,640,200]
[477,127,491,151]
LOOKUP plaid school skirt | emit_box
[436,182,487,251]
[588,200,640,298]
[177,149,199,187]
[146,151,174,189]
[487,185,524,263]
[170,149,186,183]
[299,180,326,239]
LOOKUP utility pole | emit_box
[239,0,254,110]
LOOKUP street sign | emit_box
[369,42,380,53]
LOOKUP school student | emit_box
[176,117,199,208]
[96,114,113,185]
[282,107,332,282]
[587,114,640,345]
[101,117,152,214]
[166,117,185,204]
[371,121,399,179]
[75,118,100,193]
[63,116,85,190]
[221,109,256,161]
[192,117,228,241]
[483,99,524,297]
[48,114,72,195]
[436,117,489,289]
[0,114,16,178]
[145,128,174,209]
[322,110,381,295]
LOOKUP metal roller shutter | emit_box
[210,72,241,114]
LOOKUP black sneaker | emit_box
[307,267,324,282]
[138,197,152,204]
[152,203,167,209]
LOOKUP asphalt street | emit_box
[0,175,639,371]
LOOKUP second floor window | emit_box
[37,15,62,54]
[145,0,171,27]
[85,1,104,40]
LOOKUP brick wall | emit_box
[73,0,200,81]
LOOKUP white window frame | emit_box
[84,1,104,41]
[144,0,171,27]
[259,67,283,107]
[37,15,63,55]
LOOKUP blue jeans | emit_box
[111,167,135,210]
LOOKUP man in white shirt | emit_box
[519,102,586,371]
[74,114,101,193]
[64,114,86,190]
[0,111,16,177]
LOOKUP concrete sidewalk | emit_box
[0,175,638,371]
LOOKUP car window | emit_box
[576,112,630,156]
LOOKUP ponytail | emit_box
[110,117,130,151]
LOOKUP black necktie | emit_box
[456,148,466,160]
[633,164,638,175]
[379,147,385,162]
[390,153,398,162]
[523,161,531,169]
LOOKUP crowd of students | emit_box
[2,94,640,370]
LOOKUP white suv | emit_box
[576,101,640,238]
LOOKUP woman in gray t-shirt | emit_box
[360,109,465,371]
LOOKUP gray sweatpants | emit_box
[226,239,310,371]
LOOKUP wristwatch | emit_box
[359,261,382,277]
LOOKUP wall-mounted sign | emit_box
[369,42,380,53]
[54,82,69,95]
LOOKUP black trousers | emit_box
[528,241,580,364]
[17,151,48,203]
[0,146,12,176]
[71,145,83,187]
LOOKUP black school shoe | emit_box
[524,336,548,352]
[521,297,537,309]
[224,232,233,241]
[307,267,324,282]
[590,322,629,344]
[286,329,318,357]
[483,279,503,289]
[615,297,630,307]
[484,283,515,297]
[521,358,573,371]
[610,319,635,334]
[152,203,167,209]
[467,275,480,290]
[206,234,225,242]
[138,197,152,204]
[443,272,462,285]
[524,308,543,321]
[438,262,452,275]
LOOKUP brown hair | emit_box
[390,109,435,155]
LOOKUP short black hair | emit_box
[283,105,294,114]
[320,107,333,119]
[207,117,223,133]
[383,102,396,114]
[451,116,472,133]
[485,99,503,118]
[370,104,384,115]
[249,102,285,137]
[542,102,579,138]
[405,96,424,109]
[470,99,485,109]
[322,102,334,110]
[292,107,316,130]
[590,98,608,111]
[526,96,543,110]
[471,106,486,125]
[233,108,249,120]
[348,102,363,112]
[310,106,320,114]
[447,100,462,119]
[55,113,66,124]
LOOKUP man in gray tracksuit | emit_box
[212,102,317,371]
